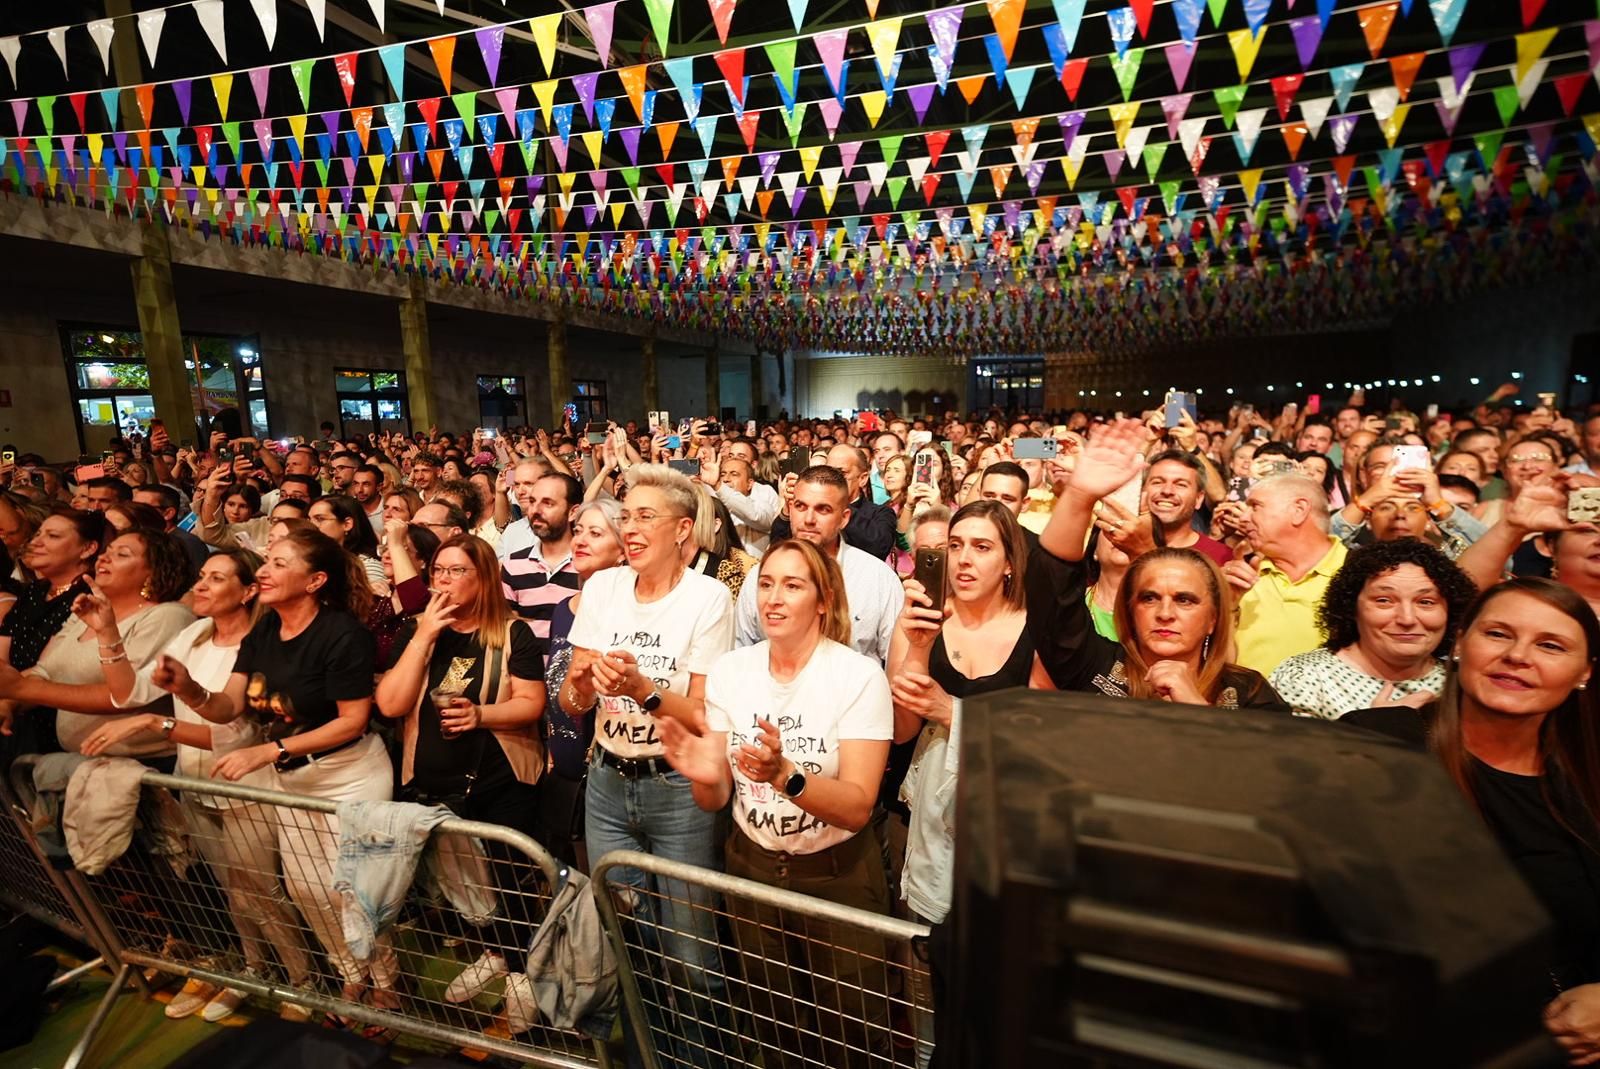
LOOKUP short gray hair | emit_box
[1253,473,1331,532]
[623,463,699,519]
[573,497,623,546]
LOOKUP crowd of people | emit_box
[2,384,1600,1064]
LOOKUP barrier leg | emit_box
[61,962,135,1069]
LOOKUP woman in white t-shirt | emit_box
[556,464,735,1063]
[79,549,315,1024]
[659,538,894,1069]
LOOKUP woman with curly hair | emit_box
[1270,539,1478,720]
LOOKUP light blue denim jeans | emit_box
[586,756,736,1069]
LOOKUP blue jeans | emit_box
[586,757,735,1069]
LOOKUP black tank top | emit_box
[929,624,1035,698]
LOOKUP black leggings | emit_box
[449,779,543,972]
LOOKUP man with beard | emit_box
[350,464,385,534]
[499,469,582,647]
[1140,451,1233,566]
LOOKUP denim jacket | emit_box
[522,866,618,1039]
[334,800,472,964]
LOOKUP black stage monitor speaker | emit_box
[951,689,1559,1069]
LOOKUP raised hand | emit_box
[897,579,946,648]
[1066,418,1149,501]
[415,589,459,642]
[1505,476,1574,534]
[657,716,728,788]
[70,580,117,636]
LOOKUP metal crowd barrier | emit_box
[0,764,104,960]
[8,755,936,1069]
[10,756,609,1069]
[592,849,933,1069]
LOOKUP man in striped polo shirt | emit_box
[499,471,583,652]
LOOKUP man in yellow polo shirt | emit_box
[1230,474,1348,676]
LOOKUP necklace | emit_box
[48,580,77,599]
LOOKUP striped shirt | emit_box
[500,538,581,644]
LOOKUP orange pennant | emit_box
[428,37,456,94]
[985,0,1025,62]
[1281,124,1307,160]
[1358,2,1399,59]
[656,120,680,158]
[618,65,648,121]
[135,84,155,128]
[1388,52,1425,101]
[955,74,987,104]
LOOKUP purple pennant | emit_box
[1325,175,1345,216]
[10,99,27,135]
[619,126,641,164]
[572,72,599,125]
[1161,93,1192,139]
[1287,164,1309,200]
[1164,41,1196,91]
[249,67,271,114]
[925,7,963,74]
[475,26,505,86]
[1059,110,1085,152]
[1003,200,1021,231]
[1449,41,1486,94]
[1434,99,1463,136]
[113,131,129,161]
[789,186,806,215]
[321,111,341,136]
[1288,16,1322,67]
[1526,121,1556,165]
[1024,160,1046,194]
[1329,113,1358,153]
[527,174,544,195]
[1103,149,1125,182]
[398,152,415,182]
[174,80,194,125]
[758,150,781,185]
[907,83,935,123]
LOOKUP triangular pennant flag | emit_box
[137,10,166,67]
[475,26,505,86]
[1428,0,1468,45]
[986,0,1026,61]
[211,73,233,120]
[1301,96,1332,138]
[1271,74,1304,119]
[583,1,620,65]
[1111,47,1144,101]
[715,49,746,104]
[1161,94,1192,138]
[1228,27,1265,81]
[529,13,561,75]
[642,0,675,56]
[1288,16,1323,67]
[1107,102,1139,146]
[291,58,316,110]
[1515,28,1557,86]
[429,37,456,94]
[86,19,116,73]
[1165,42,1196,91]
[378,44,405,100]
[1007,66,1037,109]
[787,0,809,32]
[1053,0,1088,50]
[1234,108,1266,160]
[248,0,278,51]
[194,0,228,62]
[1359,3,1399,59]
[815,29,849,95]
[1213,84,1247,127]
[1330,63,1364,111]
[708,0,737,44]
[1389,53,1425,101]
[866,17,903,78]
[305,0,326,39]
[860,90,888,127]
[1522,0,1547,28]
[1108,7,1137,59]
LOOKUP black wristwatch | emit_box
[780,766,807,799]
[273,739,291,768]
[639,689,663,713]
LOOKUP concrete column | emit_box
[641,333,659,414]
[399,276,437,432]
[548,311,571,428]
[749,350,764,421]
[130,224,200,440]
[704,345,720,418]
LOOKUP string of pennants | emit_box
[0,0,1596,353]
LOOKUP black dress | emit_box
[1343,704,1600,990]
[1024,545,1288,710]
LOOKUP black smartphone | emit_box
[912,546,947,609]
[239,442,255,459]
[180,438,192,449]
[779,456,810,478]
[667,459,700,476]
[704,422,723,437]
[585,421,608,445]
[216,448,234,463]
[29,472,45,488]
[1385,415,1404,431]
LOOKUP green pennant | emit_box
[1473,131,1504,168]
[452,91,477,130]
[1207,0,1229,27]
[38,97,56,138]
[1144,141,1168,181]
[1213,85,1246,129]
[879,135,905,169]
[1110,47,1144,103]
[887,175,907,208]
[782,101,806,148]
[222,121,242,162]
[764,39,797,93]
[519,138,537,170]
[1362,165,1384,196]
[291,60,315,110]
[641,0,675,57]
[1491,84,1518,128]
[314,157,331,186]
[621,166,640,193]
[1159,180,1182,214]
[485,209,500,231]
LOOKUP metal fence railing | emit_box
[592,848,933,1069]
[0,765,101,954]
[7,756,936,1069]
[9,755,610,1069]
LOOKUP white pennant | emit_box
[305,0,327,39]
[86,19,116,73]
[137,10,166,67]
[1299,96,1332,140]
[0,36,19,87]
[1437,73,1474,111]
[1124,126,1151,169]
[193,0,228,62]
[1177,117,1207,162]
[1234,107,1268,155]
[865,161,888,194]
[45,28,68,76]
[249,0,278,50]
[363,0,386,32]
[1516,59,1548,109]
[737,174,758,208]
[906,157,930,184]
[1367,86,1400,125]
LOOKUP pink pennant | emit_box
[707,0,737,44]
[817,96,844,138]
[1164,41,1196,91]
[814,29,850,95]
[249,66,271,115]
[1161,93,1192,139]
[495,87,520,126]
[583,2,620,66]
[838,140,862,176]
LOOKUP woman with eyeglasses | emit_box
[556,464,735,1064]
[376,534,547,1033]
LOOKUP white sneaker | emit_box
[503,973,538,1036]
[444,951,508,1004]
[278,1001,313,1023]
[165,978,219,1019]
[202,986,248,1022]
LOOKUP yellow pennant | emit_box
[1379,102,1410,147]
[529,14,562,76]
[864,17,903,77]
[860,90,887,128]
[581,130,604,167]
[1514,27,1557,88]
[531,80,560,131]
[211,73,233,119]
[798,144,823,181]
[1227,26,1265,81]
[1238,167,1263,205]
[1107,101,1139,147]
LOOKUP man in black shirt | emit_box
[770,445,897,561]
